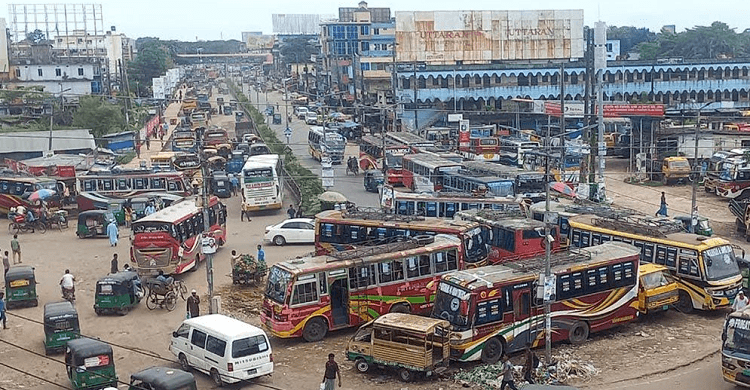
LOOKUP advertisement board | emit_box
[544,102,665,118]
[396,10,584,64]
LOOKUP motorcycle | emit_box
[346,156,359,176]
[8,218,46,234]
[62,287,75,304]
[44,210,69,231]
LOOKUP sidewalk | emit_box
[125,87,186,168]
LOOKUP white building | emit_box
[9,43,102,96]
[51,29,135,88]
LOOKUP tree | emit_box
[72,96,126,142]
[127,40,173,96]
[638,21,749,60]
[26,29,46,43]
[279,38,317,64]
[607,26,657,55]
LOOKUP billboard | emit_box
[272,14,322,35]
[395,10,584,64]
[543,102,665,118]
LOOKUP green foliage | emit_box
[279,38,317,64]
[607,26,657,54]
[128,40,174,96]
[228,81,324,214]
[638,21,749,60]
[71,96,126,143]
[26,29,46,43]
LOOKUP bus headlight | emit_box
[709,290,725,297]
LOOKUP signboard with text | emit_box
[544,102,665,118]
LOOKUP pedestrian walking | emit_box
[230,175,239,196]
[656,191,668,217]
[187,289,200,318]
[10,235,21,264]
[499,354,519,390]
[734,291,749,312]
[110,253,119,274]
[135,142,141,159]
[257,245,265,263]
[124,206,133,227]
[321,353,341,390]
[0,292,7,329]
[296,206,304,218]
[287,205,296,219]
[145,137,151,151]
[523,343,538,384]
[240,209,251,222]
[3,250,10,281]
[107,219,119,247]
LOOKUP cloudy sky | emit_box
[5,0,750,41]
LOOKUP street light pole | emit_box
[690,102,710,232]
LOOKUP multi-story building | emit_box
[8,43,102,96]
[320,1,395,102]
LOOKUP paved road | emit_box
[595,353,730,390]
[240,82,379,208]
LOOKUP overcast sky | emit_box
[5,0,750,41]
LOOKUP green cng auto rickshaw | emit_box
[77,210,115,238]
[4,265,38,308]
[128,367,197,390]
[65,338,118,390]
[363,170,384,193]
[44,301,80,355]
[94,272,143,315]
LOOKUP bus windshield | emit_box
[244,168,273,182]
[132,222,174,235]
[464,227,488,263]
[265,267,293,304]
[724,317,750,354]
[703,245,740,281]
[432,282,472,331]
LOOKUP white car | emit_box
[264,218,315,246]
[305,112,318,125]
[294,106,308,119]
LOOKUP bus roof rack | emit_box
[344,207,426,222]
[328,237,426,261]
[463,209,526,221]
[504,249,592,273]
[591,214,684,238]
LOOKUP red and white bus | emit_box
[432,241,641,363]
[358,134,411,185]
[455,209,561,264]
[379,184,521,218]
[130,197,227,275]
[458,137,502,162]
[385,132,435,151]
[261,235,464,341]
[401,153,462,192]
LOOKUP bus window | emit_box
[666,248,677,268]
[475,299,503,325]
[0,181,8,193]
[101,179,114,191]
[319,273,327,295]
[291,280,319,306]
[419,254,431,276]
[406,257,419,279]
[349,265,376,289]
[151,178,166,190]
[116,179,131,191]
[82,179,96,192]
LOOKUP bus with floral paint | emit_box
[261,235,463,342]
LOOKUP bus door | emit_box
[512,282,535,350]
[328,270,349,328]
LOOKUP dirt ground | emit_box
[0,90,744,390]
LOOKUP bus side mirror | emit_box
[173,331,179,338]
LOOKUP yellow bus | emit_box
[568,214,743,312]
[149,152,177,171]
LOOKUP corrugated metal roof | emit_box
[0,129,95,154]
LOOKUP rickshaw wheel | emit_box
[37,223,46,234]
[146,291,157,310]
[94,308,102,315]
[30,299,38,307]
[9,223,19,235]
[165,291,177,311]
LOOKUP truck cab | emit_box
[637,263,679,314]
[661,156,691,185]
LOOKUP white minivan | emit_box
[170,314,273,386]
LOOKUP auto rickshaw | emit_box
[128,367,197,390]
[363,170,384,193]
[65,338,118,390]
[94,272,143,315]
[76,210,114,238]
[44,301,80,355]
[4,265,38,308]
[272,113,282,124]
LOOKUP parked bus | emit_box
[358,135,411,185]
[150,152,177,172]
[190,111,208,129]
[314,209,488,265]
[458,137,502,162]
[308,127,345,164]
[385,132,435,151]
[203,127,229,147]
[462,160,547,201]
[498,137,540,167]
[568,214,743,312]
[379,185,521,218]
[722,306,750,387]
[240,154,283,212]
[704,155,750,199]
[401,153,462,192]
[456,209,560,264]
[130,197,227,275]
[432,241,641,363]
[443,171,515,198]
[261,235,464,341]
[0,175,60,215]
[77,171,192,199]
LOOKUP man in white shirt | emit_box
[60,269,75,296]
[733,291,749,312]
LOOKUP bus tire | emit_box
[568,321,589,345]
[355,358,370,373]
[390,303,410,313]
[676,291,694,314]
[302,317,328,342]
[480,337,504,364]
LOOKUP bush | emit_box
[228,81,324,214]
